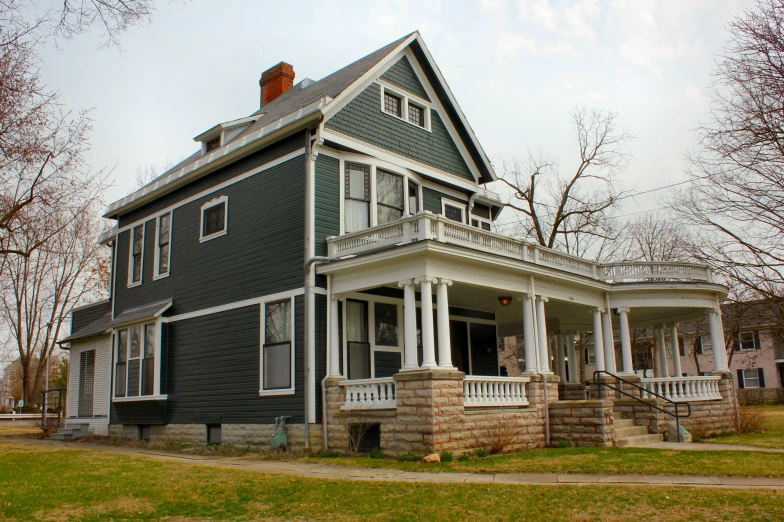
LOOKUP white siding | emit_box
[66,335,112,435]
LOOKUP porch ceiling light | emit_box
[498,296,513,307]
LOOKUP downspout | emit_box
[530,275,549,447]
[322,274,333,451]
[467,192,478,222]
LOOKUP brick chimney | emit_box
[259,62,295,108]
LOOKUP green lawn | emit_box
[704,405,784,449]
[0,442,782,521]
[308,445,784,478]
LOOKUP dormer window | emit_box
[378,84,432,132]
[384,92,401,117]
[206,136,221,153]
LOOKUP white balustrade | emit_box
[340,378,396,410]
[325,213,714,283]
[640,376,722,402]
[463,376,530,407]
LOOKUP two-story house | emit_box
[61,33,740,453]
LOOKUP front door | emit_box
[449,321,470,373]
[78,350,95,417]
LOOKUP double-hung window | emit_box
[114,323,157,398]
[346,300,371,380]
[155,212,171,278]
[200,196,228,242]
[261,299,294,393]
[739,368,765,389]
[408,181,420,214]
[737,331,760,351]
[344,163,370,233]
[129,225,144,285]
[697,335,713,354]
[376,169,404,225]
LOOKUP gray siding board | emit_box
[314,294,327,422]
[314,155,340,257]
[374,351,402,378]
[326,83,474,181]
[112,400,167,425]
[422,187,465,217]
[71,302,111,334]
[472,204,490,219]
[114,155,306,317]
[380,56,430,101]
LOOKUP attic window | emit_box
[408,103,424,127]
[384,92,401,117]
[206,136,221,153]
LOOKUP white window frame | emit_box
[737,331,759,351]
[699,335,713,354]
[200,195,228,243]
[112,320,166,402]
[470,214,492,231]
[442,200,467,224]
[153,212,172,280]
[378,83,432,132]
[741,368,761,388]
[259,296,296,396]
[127,224,145,288]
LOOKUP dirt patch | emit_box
[34,498,155,521]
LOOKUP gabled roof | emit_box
[104,32,495,219]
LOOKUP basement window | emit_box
[207,424,222,445]
[138,425,151,442]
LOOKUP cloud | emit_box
[518,0,559,31]
[542,40,581,59]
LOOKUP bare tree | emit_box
[1,202,106,407]
[625,212,691,262]
[497,107,634,259]
[674,0,784,303]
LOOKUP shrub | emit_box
[369,448,384,459]
[457,453,471,462]
[487,418,518,454]
[440,451,454,462]
[398,452,418,462]
[475,448,489,458]
[318,449,342,459]
[734,405,767,435]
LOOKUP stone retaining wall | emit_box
[549,400,614,447]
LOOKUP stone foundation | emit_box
[549,400,614,447]
[558,383,587,401]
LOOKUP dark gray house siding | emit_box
[325,83,474,182]
[380,56,430,101]
[71,301,111,333]
[314,154,340,257]
[374,351,402,378]
[422,186,468,216]
[114,155,306,317]
[472,204,490,219]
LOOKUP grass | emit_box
[0,441,782,521]
[0,425,43,438]
[704,405,784,449]
[309,446,784,478]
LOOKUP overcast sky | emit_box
[40,0,753,219]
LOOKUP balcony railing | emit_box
[340,378,396,410]
[326,212,713,283]
[640,376,723,402]
[463,376,530,407]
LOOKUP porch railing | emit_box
[326,212,713,283]
[340,378,396,410]
[463,376,530,407]
[640,376,722,402]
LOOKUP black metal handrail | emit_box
[593,370,691,443]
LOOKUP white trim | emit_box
[199,195,229,243]
[470,214,493,231]
[115,148,305,236]
[153,211,172,280]
[442,200,467,224]
[378,83,432,133]
[161,288,307,323]
[259,296,296,396]
[112,395,168,403]
[740,368,762,389]
[111,319,162,400]
[126,223,145,288]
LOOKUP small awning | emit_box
[59,312,112,345]
[108,299,173,328]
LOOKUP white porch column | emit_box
[617,307,634,376]
[602,310,617,373]
[709,310,729,373]
[670,324,682,377]
[535,296,552,374]
[656,327,669,378]
[436,278,454,369]
[566,333,578,383]
[592,308,606,373]
[399,279,419,371]
[556,333,567,379]
[417,277,438,369]
[328,295,341,377]
[522,294,538,374]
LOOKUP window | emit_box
[78,350,95,417]
[129,225,144,285]
[344,163,370,233]
[739,368,764,389]
[346,300,370,380]
[208,424,222,445]
[155,212,171,278]
[678,337,685,357]
[114,323,156,398]
[697,335,713,354]
[376,169,404,225]
[408,181,419,214]
[200,196,228,241]
[738,331,760,351]
[471,217,492,231]
[443,203,464,223]
[383,92,401,117]
[585,346,596,365]
[408,103,424,127]
[374,302,398,347]
[262,299,293,392]
[206,136,221,152]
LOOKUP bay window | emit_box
[114,322,158,398]
[376,169,404,225]
[344,163,370,233]
[346,300,370,380]
[261,298,294,393]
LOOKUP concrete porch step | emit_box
[614,425,649,438]
[614,418,636,429]
[50,423,90,441]
[615,433,665,448]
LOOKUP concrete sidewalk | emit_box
[5,437,784,490]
